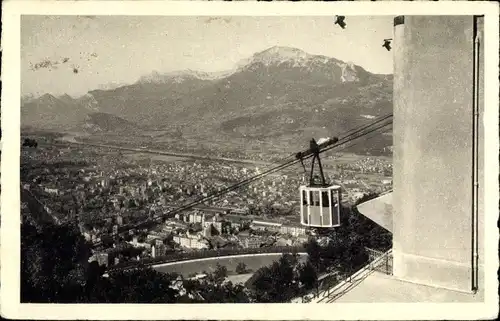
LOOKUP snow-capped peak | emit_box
[257,46,311,61]
[340,62,359,83]
[138,69,234,84]
[238,46,314,69]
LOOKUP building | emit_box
[392,15,485,294]
[225,214,250,230]
[188,212,205,224]
[354,16,487,300]
[79,228,90,241]
[202,214,230,234]
[43,187,59,195]
[203,224,212,238]
[95,252,109,267]
[381,179,392,186]
[154,243,167,257]
[162,225,175,233]
[191,238,209,250]
[151,244,167,258]
[243,237,262,249]
[279,223,307,237]
[173,235,209,249]
[250,220,282,233]
[147,232,163,241]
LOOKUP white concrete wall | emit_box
[392,16,484,293]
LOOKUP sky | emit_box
[21,15,394,98]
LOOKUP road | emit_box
[164,205,246,215]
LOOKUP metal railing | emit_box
[313,248,393,303]
[366,247,393,275]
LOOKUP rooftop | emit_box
[251,220,282,226]
[356,192,393,232]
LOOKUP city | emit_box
[21,132,392,273]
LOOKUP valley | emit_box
[21,46,393,160]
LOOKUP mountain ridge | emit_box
[21,46,393,155]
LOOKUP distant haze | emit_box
[21,15,394,98]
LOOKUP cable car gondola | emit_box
[296,138,342,228]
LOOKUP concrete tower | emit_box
[392,16,484,293]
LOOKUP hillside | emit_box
[82,112,140,133]
[21,93,90,131]
[21,46,393,155]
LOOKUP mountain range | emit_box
[21,46,393,155]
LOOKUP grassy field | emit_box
[226,273,254,285]
[122,151,189,163]
[153,253,308,277]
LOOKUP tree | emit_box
[83,261,106,299]
[123,233,133,242]
[137,234,146,243]
[22,138,38,148]
[298,261,318,292]
[236,262,247,274]
[178,276,250,303]
[182,279,199,299]
[305,238,322,271]
[246,265,274,302]
[196,281,250,303]
[120,245,144,259]
[87,268,180,303]
[354,192,380,206]
[100,234,114,248]
[213,263,228,283]
[21,218,182,304]
[337,238,369,277]
[21,221,91,302]
[247,253,300,303]
[350,204,393,251]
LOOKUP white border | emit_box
[1,1,499,320]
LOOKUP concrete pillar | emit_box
[392,16,484,293]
